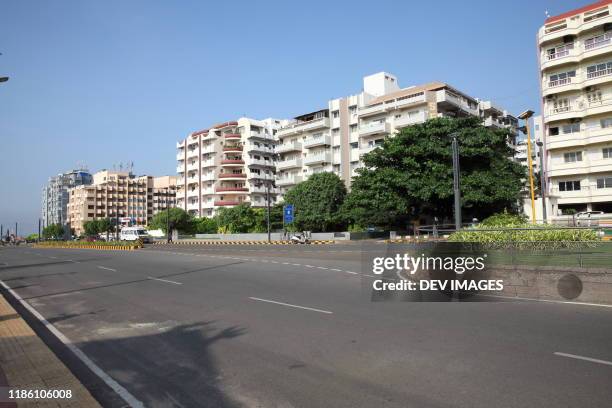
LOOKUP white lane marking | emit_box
[330,268,342,272]
[97,266,117,272]
[345,271,359,275]
[0,280,145,407]
[476,294,612,309]
[248,297,333,314]
[554,352,612,366]
[316,266,328,270]
[147,277,182,285]
[304,265,314,268]
[49,256,57,259]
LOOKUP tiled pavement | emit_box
[0,294,100,408]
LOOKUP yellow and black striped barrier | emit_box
[153,240,335,246]
[33,243,141,251]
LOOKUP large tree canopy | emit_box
[343,117,525,229]
[283,172,347,232]
[149,207,193,234]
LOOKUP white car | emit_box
[119,227,152,243]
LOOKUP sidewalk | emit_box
[0,293,101,408]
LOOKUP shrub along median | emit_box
[33,240,143,250]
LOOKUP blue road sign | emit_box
[284,204,294,224]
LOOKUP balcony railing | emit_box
[304,153,331,166]
[303,134,331,148]
[587,68,612,79]
[548,77,572,87]
[276,141,302,153]
[215,187,249,192]
[214,200,242,206]
[546,49,570,60]
[219,173,246,179]
[220,159,245,165]
[585,33,612,51]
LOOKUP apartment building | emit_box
[176,117,286,217]
[276,72,518,194]
[67,170,177,235]
[41,169,92,227]
[539,0,612,215]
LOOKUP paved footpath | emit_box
[0,293,100,408]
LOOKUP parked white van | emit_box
[119,227,152,243]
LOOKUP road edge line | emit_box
[0,280,145,408]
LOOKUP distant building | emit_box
[41,169,92,227]
[67,170,177,236]
[176,118,287,217]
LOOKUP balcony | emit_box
[177,177,186,185]
[436,90,479,116]
[277,158,302,170]
[176,140,186,148]
[201,144,215,154]
[303,134,331,148]
[359,145,381,156]
[248,132,275,141]
[223,145,243,152]
[394,111,428,129]
[276,141,302,153]
[176,151,185,160]
[224,133,241,140]
[176,165,185,173]
[201,159,216,168]
[219,173,247,179]
[246,144,275,154]
[201,172,216,181]
[186,162,199,172]
[359,121,391,137]
[215,187,249,193]
[359,93,427,117]
[249,185,280,194]
[248,158,275,167]
[186,148,199,159]
[214,200,241,207]
[221,159,245,166]
[304,152,331,166]
[276,175,302,186]
[277,117,330,138]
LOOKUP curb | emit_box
[153,240,335,246]
[33,244,141,251]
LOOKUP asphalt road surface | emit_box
[1,243,611,408]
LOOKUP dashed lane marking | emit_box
[249,297,333,314]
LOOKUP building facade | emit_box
[276,72,518,194]
[67,170,177,235]
[539,0,612,215]
[176,118,286,217]
[41,169,93,227]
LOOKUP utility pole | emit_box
[537,141,547,224]
[519,110,536,224]
[266,182,271,243]
[15,222,17,239]
[451,134,462,232]
[166,192,171,243]
[38,218,41,242]
[115,182,120,241]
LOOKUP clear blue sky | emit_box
[0,0,589,234]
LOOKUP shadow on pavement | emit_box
[78,321,246,408]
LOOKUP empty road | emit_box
[0,243,611,408]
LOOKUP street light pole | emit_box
[537,141,547,224]
[266,182,271,243]
[166,192,171,243]
[519,110,536,224]
[451,134,462,232]
[115,182,120,241]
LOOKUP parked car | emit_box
[119,227,152,243]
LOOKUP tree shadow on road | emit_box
[78,321,246,408]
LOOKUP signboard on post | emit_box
[283,204,294,224]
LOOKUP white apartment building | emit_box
[176,117,287,217]
[276,72,518,194]
[539,0,612,215]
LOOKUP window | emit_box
[553,98,569,113]
[597,177,612,188]
[350,124,357,132]
[395,114,401,119]
[549,70,576,86]
[349,105,357,113]
[587,90,602,104]
[603,147,612,158]
[549,127,559,136]
[563,151,583,162]
[332,110,339,118]
[586,61,612,78]
[601,118,612,128]
[562,123,580,133]
[558,181,581,191]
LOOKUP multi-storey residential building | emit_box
[539,0,612,215]
[176,117,286,217]
[67,170,176,235]
[41,169,92,227]
[276,72,518,194]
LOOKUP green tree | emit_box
[42,223,65,239]
[283,172,347,232]
[83,220,99,237]
[193,217,218,234]
[343,117,526,228]
[149,208,193,234]
[96,218,113,240]
[216,203,259,233]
